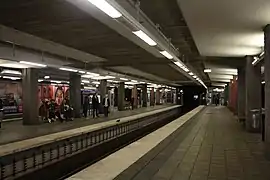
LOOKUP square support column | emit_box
[264,24,270,158]
[99,79,107,113]
[245,56,261,132]
[22,68,39,125]
[118,82,125,111]
[150,88,155,106]
[132,85,138,109]
[142,84,147,107]
[238,68,246,121]
[99,79,107,101]
[70,73,81,118]
[156,89,161,105]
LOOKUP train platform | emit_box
[0,105,169,145]
[68,106,270,180]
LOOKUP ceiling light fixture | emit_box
[189,72,194,76]
[1,70,22,75]
[59,67,78,72]
[82,80,90,83]
[204,69,212,73]
[3,76,21,80]
[174,61,184,68]
[79,71,86,74]
[44,76,50,79]
[160,51,173,59]
[183,67,189,72]
[38,79,43,82]
[87,0,122,18]
[86,72,100,76]
[262,81,265,84]
[132,30,157,46]
[20,61,47,67]
[51,80,61,84]
[92,81,100,85]
[120,78,128,81]
[252,57,259,65]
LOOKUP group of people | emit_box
[83,93,110,118]
[39,98,74,123]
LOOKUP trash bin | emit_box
[250,109,261,132]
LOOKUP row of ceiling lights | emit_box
[0,68,176,90]
[87,0,207,89]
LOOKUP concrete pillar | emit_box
[99,79,107,101]
[264,24,270,158]
[70,73,81,118]
[98,79,107,113]
[245,56,261,132]
[156,89,161,105]
[118,82,125,111]
[22,68,39,125]
[224,84,229,106]
[238,68,246,121]
[142,84,147,107]
[150,88,155,106]
[132,85,138,109]
[176,88,182,105]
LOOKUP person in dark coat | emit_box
[92,93,99,118]
[83,96,89,118]
[102,94,110,117]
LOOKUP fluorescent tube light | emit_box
[131,80,138,83]
[44,76,50,79]
[92,81,100,85]
[182,67,189,72]
[189,72,194,76]
[204,69,212,73]
[252,57,259,65]
[38,79,43,82]
[132,30,157,46]
[86,72,100,76]
[3,76,21,80]
[262,81,265,84]
[174,61,184,68]
[82,80,90,83]
[87,0,122,18]
[59,67,78,72]
[20,61,47,67]
[79,71,86,74]
[120,78,128,81]
[160,51,173,59]
[1,70,22,75]
[51,80,61,84]
[0,63,29,69]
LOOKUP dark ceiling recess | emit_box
[137,0,210,81]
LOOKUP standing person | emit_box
[102,94,110,117]
[83,96,89,118]
[92,93,99,118]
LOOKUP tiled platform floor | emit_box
[0,105,169,145]
[115,106,270,180]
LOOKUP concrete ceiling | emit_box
[0,0,259,87]
[0,0,194,86]
[177,0,267,57]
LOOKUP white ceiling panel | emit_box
[177,0,269,57]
